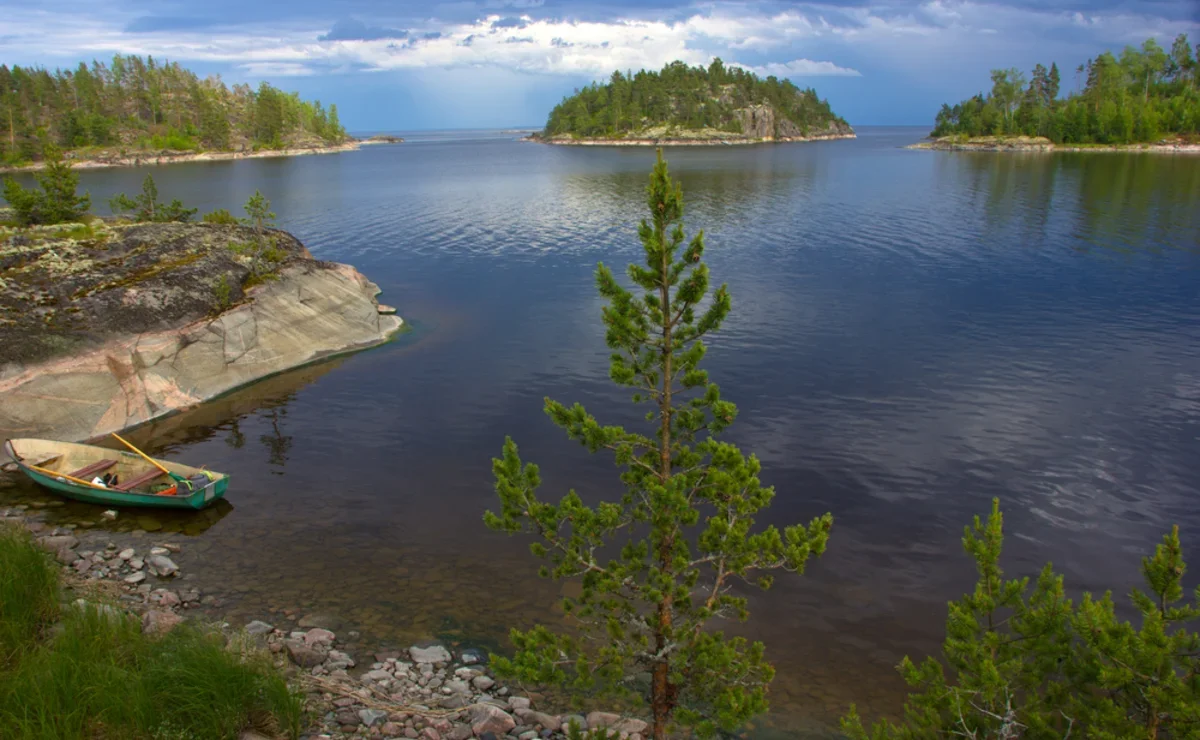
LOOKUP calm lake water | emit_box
[5,127,1200,735]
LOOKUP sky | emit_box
[1,0,1197,130]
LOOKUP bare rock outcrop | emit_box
[0,220,401,443]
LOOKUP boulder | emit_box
[516,710,560,731]
[471,705,516,736]
[408,644,451,664]
[304,627,336,646]
[0,222,404,447]
[142,609,183,636]
[284,638,326,668]
[149,589,181,607]
[55,547,80,565]
[508,697,530,711]
[244,620,274,636]
[587,712,621,730]
[147,554,178,577]
[36,534,79,552]
[613,718,650,735]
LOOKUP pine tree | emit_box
[108,173,196,222]
[842,501,1200,739]
[486,150,833,740]
[1048,62,1061,101]
[1,144,90,225]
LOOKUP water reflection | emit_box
[5,131,1199,736]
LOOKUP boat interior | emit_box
[8,438,210,494]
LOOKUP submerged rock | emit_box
[408,644,451,664]
[147,554,178,577]
[245,620,274,636]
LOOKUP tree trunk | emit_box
[651,207,675,740]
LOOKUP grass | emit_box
[0,526,305,739]
[0,528,59,665]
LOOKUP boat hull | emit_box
[5,438,229,510]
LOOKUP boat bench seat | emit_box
[114,469,165,492]
[70,459,117,479]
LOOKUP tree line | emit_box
[543,59,847,138]
[932,35,1198,144]
[0,55,346,165]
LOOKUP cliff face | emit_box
[734,105,855,140]
[0,220,401,443]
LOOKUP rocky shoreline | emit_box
[0,502,649,740]
[0,220,403,444]
[529,132,857,147]
[907,135,1200,154]
[0,136,404,174]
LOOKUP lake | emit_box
[4,127,1200,736]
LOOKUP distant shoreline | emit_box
[0,136,404,174]
[526,132,857,147]
[907,135,1200,154]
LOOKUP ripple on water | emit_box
[6,130,1200,736]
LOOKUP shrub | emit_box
[109,174,197,223]
[842,500,1199,739]
[203,208,241,225]
[1,145,91,226]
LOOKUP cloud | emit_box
[124,16,219,33]
[318,18,408,42]
[491,16,530,29]
[0,0,1195,90]
[238,61,315,76]
[738,59,863,77]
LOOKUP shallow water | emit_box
[4,127,1200,735]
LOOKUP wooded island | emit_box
[924,34,1197,147]
[0,55,347,167]
[532,59,854,145]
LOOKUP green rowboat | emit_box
[4,438,229,510]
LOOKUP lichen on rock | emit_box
[0,218,402,443]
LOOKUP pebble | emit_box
[124,572,146,584]
[359,708,389,727]
[118,548,135,560]
[472,675,495,691]
[101,510,118,520]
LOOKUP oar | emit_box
[112,433,186,483]
[25,463,103,489]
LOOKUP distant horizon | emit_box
[347,123,935,134]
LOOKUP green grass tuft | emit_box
[0,527,60,666]
[0,527,305,739]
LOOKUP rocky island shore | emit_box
[0,217,402,444]
[908,135,1200,154]
[0,135,404,174]
[529,116,855,147]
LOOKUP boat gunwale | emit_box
[4,438,227,503]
